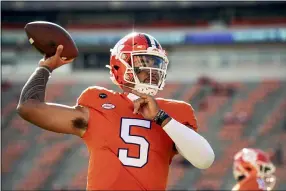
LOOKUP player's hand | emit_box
[132,90,160,120]
[39,45,74,71]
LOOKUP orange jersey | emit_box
[77,86,198,190]
[232,175,267,191]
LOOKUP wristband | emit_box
[153,109,170,126]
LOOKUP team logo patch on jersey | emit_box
[99,93,107,99]
[102,103,115,110]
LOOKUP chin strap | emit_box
[134,84,158,96]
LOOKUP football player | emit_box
[17,32,214,190]
[232,148,276,191]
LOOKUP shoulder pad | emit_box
[77,86,117,110]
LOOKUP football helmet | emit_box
[108,32,169,96]
[233,148,276,190]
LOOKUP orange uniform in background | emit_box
[232,148,276,191]
[232,174,266,191]
[77,86,198,190]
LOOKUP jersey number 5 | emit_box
[118,118,151,168]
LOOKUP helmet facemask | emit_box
[257,162,276,191]
[119,50,168,96]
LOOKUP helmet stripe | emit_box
[154,39,160,48]
[148,35,156,48]
[143,34,152,48]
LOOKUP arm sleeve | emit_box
[163,118,214,169]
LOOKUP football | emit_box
[24,21,78,60]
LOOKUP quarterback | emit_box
[232,148,276,191]
[17,32,214,190]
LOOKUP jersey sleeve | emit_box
[77,88,90,106]
[76,86,106,139]
[158,98,199,132]
[77,87,98,109]
[180,102,198,132]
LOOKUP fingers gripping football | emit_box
[39,45,74,71]
[132,90,160,120]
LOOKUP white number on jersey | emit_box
[118,118,151,168]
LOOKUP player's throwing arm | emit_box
[17,45,89,137]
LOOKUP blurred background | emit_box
[1,1,286,190]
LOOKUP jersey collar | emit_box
[126,93,140,101]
